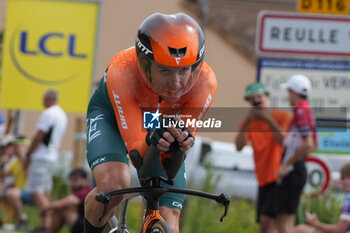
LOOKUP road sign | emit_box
[257,58,350,122]
[297,0,349,15]
[304,155,332,197]
[256,11,350,57]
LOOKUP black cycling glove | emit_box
[145,127,167,147]
[145,124,194,154]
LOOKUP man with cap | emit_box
[235,82,291,233]
[275,74,318,233]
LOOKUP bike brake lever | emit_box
[217,193,230,222]
[220,203,229,222]
[95,192,110,222]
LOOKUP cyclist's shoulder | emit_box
[201,62,216,76]
[196,61,217,89]
[106,47,140,87]
[108,47,137,69]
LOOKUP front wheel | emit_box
[148,221,172,233]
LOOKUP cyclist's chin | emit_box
[161,93,182,103]
[158,89,185,103]
[161,96,180,103]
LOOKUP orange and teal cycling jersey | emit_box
[105,47,217,159]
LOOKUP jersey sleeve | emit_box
[294,108,314,137]
[181,63,217,136]
[106,64,149,158]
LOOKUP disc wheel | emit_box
[148,221,172,233]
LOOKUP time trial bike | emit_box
[96,144,230,233]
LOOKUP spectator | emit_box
[0,134,17,197]
[235,82,292,233]
[0,134,17,224]
[42,168,92,233]
[294,162,350,233]
[275,74,318,233]
[25,89,68,233]
[3,135,33,229]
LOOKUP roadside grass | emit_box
[180,163,259,233]
[1,169,346,233]
[297,186,345,225]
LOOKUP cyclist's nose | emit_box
[168,73,181,92]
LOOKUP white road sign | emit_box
[256,11,350,57]
[257,58,349,121]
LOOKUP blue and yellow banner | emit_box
[0,0,99,113]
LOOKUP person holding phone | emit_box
[235,82,292,233]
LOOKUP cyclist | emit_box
[84,12,217,233]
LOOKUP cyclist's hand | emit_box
[176,127,194,151]
[158,130,177,152]
[154,116,183,152]
[146,116,194,153]
[146,127,179,152]
[170,116,194,151]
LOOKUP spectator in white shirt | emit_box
[25,89,68,233]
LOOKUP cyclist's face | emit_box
[150,62,192,103]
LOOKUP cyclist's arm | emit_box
[106,66,149,158]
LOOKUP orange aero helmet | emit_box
[135,12,205,94]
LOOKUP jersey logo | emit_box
[172,201,183,209]
[87,114,104,144]
[112,90,128,129]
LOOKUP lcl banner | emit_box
[0,0,100,113]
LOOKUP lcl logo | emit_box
[10,29,88,85]
[20,31,87,58]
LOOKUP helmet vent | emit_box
[168,47,187,57]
